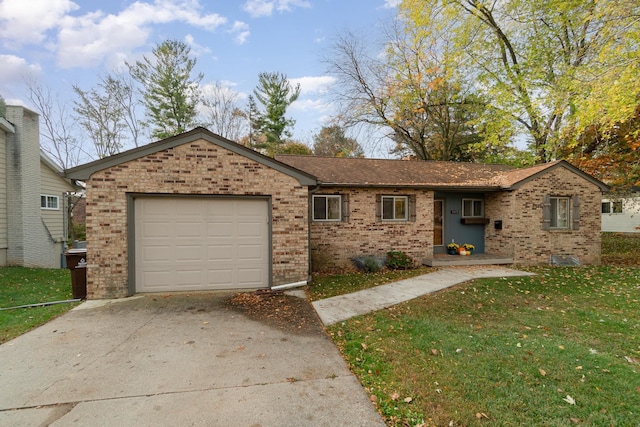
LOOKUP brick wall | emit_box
[85,139,309,299]
[485,167,602,264]
[310,187,434,270]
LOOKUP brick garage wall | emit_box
[310,187,434,271]
[85,139,309,299]
[485,167,602,265]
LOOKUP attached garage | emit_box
[134,197,270,292]
[65,128,315,299]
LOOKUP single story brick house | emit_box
[65,128,608,299]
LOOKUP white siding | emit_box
[0,127,7,265]
[602,196,640,233]
[40,159,75,242]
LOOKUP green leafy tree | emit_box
[312,125,365,157]
[400,0,640,162]
[0,94,6,117]
[128,39,202,140]
[252,72,301,155]
[277,141,313,155]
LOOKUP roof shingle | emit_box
[274,156,607,191]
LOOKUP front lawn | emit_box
[328,265,640,426]
[310,234,640,426]
[0,267,78,344]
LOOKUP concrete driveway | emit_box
[0,291,384,427]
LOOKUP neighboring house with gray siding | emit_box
[602,192,640,233]
[0,105,79,268]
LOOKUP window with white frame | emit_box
[382,196,408,221]
[462,199,484,218]
[313,195,341,221]
[41,195,59,210]
[550,196,570,229]
[601,200,623,214]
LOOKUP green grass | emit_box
[602,232,640,266]
[315,234,640,426]
[0,267,79,344]
[329,266,640,426]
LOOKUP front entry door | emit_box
[434,199,444,246]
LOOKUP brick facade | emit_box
[85,139,309,299]
[310,187,434,270]
[485,167,602,264]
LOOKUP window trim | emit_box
[550,196,571,229]
[602,200,623,214]
[381,195,408,221]
[41,194,60,210]
[312,194,342,222]
[462,198,484,218]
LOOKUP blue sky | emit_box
[0,0,400,159]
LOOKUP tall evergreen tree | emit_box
[252,72,301,155]
[128,39,202,140]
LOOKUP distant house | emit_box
[66,128,609,299]
[602,191,640,233]
[0,105,80,268]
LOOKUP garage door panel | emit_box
[141,246,172,262]
[142,222,172,237]
[207,222,234,237]
[135,197,269,292]
[175,222,205,237]
[237,268,263,285]
[237,223,263,237]
[174,245,205,262]
[237,244,263,260]
[207,245,234,260]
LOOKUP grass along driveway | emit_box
[325,266,640,426]
[0,267,79,344]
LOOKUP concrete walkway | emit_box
[313,266,536,325]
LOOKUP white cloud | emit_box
[2,0,227,69]
[201,81,248,102]
[242,0,311,18]
[382,0,401,8]
[0,0,78,48]
[230,21,251,45]
[0,54,42,83]
[0,55,42,101]
[290,98,333,113]
[289,76,336,95]
[185,34,212,57]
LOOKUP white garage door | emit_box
[135,197,269,292]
